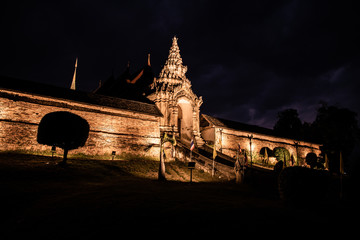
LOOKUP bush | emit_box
[278,167,330,203]
[274,160,283,175]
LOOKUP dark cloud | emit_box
[1,0,359,128]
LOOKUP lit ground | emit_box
[0,153,354,238]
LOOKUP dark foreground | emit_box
[0,153,355,238]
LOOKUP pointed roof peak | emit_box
[70,57,78,90]
[147,53,151,66]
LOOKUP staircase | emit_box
[174,139,235,180]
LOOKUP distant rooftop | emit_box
[201,114,274,136]
[201,114,321,144]
[0,75,162,117]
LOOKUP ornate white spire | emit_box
[158,36,188,85]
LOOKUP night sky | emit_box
[1,0,359,128]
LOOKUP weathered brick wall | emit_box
[0,90,161,159]
[204,126,321,165]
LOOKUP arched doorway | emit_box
[177,97,193,141]
[259,147,273,164]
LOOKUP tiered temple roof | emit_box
[94,55,154,103]
[0,75,162,117]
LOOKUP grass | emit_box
[0,152,355,238]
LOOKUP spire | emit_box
[70,57,78,90]
[147,53,151,66]
[167,36,183,66]
[158,36,188,85]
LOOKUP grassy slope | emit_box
[0,153,354,238]
[0,152,216,182]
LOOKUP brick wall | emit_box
[0,89,161,159]
[203,126,321,165]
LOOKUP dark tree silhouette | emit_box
[312,103,359,173]
[37,111,90,164]
[305,152,318,169]
[273,104,360,173]
[274,109,303,139]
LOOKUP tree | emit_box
[305,152,318,169]
[37,111,90,164]
[274,147,290,167]
[274,109,303,139]
[312,103,359,173]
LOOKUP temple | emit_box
[0,36,322,177]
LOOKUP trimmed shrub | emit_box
[278,166,330,202]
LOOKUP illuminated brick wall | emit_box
[202,125,322,166]
[0,89,161,159]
